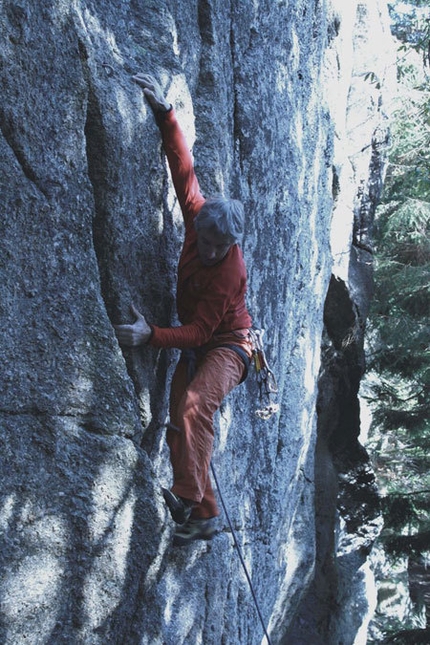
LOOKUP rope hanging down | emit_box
[210,462,273,645]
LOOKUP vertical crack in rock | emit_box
[77,40,121,325]
[83,85,112,317]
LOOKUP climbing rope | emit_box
[210,461,273,645]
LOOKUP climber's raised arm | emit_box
[133,73,205,227]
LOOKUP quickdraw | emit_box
[249,329,279,420]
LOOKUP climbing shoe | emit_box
[162,488,194,524]
[173,517,217,547]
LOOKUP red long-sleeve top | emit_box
[149,108,252,349]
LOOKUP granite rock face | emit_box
[0,1,392,643]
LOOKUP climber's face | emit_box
[197,227,232,266]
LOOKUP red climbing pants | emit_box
[167,337,252,519]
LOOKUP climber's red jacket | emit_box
[149,108,252,349]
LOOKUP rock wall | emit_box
[0,1,392,643]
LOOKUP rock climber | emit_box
[114,73,253,546]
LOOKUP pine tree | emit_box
[365,2,430,642]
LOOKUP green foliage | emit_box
[367,35,430,443]
[382,627,430,644]
[382,494,423,532]
[365,6,430,640]
[384,530,430,559]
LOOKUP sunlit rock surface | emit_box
[0,1,392,643]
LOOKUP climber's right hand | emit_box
[114,304,152,347]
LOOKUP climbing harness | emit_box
[217,343,251,383]
[182,343,251,384]
[249,329,279,420]
[210,461,273,645]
